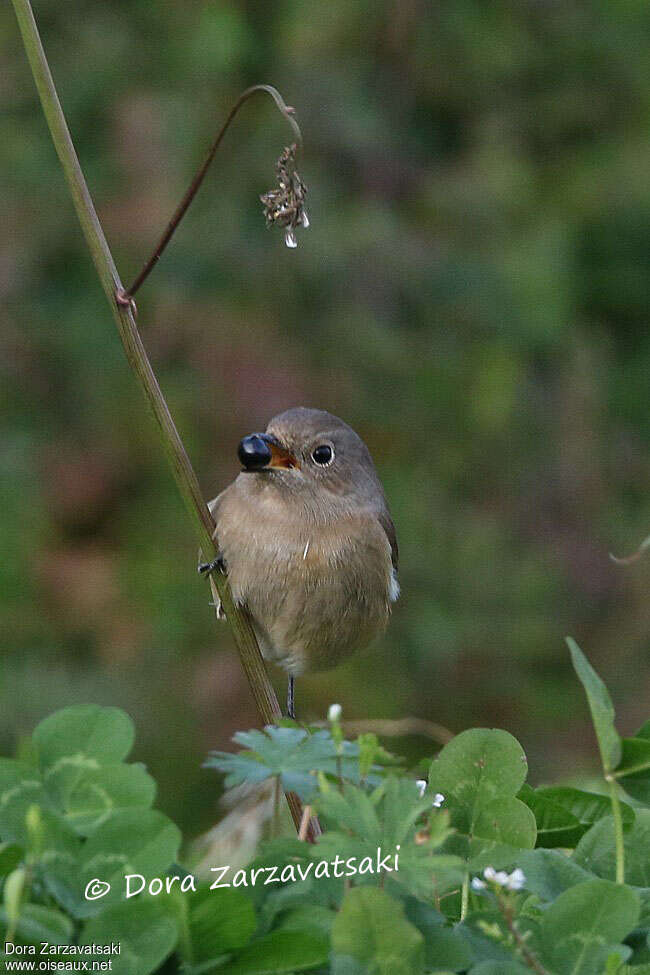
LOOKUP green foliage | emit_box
[6,642,650,972]
[539,879,639,975]
[567,638,622,773]
[4,0,650,849]
[331,887,424,974]
[205,726,378,801]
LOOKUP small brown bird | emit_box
[203,407,399,719]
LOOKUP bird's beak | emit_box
[238,433,299,471]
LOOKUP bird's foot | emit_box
[198,556,225,576]
[287,675,296,720]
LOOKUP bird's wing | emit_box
[377,507,399,573]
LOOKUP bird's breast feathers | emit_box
[210,485,397,674]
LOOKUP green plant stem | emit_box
[613,758,650,778]
[272,775,281,838]
[10,0,314,837]
[125,84,302,298]
[460,872,469,920]
[498,894,548,975]
[607,775,626,884]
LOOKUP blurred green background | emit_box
[2,0,649,839]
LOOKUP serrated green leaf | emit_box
[82,898,178,975]
[316,781,383,842]
[567,638,621,773]
[540,878,639,975]
[331,886,424,975]
[206,727,367,801]
[314,778,462,901]
[34,705,135,770]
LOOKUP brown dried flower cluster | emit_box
[260,144,309,248]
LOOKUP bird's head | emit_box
[237,407,383,502]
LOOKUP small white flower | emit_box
[416,779,427,798]
[471,877,486,891]
[477,866,526,892]
[327,703,342,722]
[432,793,445,808]
[506,868,526,891]
[285,229,298,248]
[301,210,310,229]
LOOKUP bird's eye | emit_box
[311,444,333,466]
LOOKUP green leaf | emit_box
[574,809,650,886]
[216,930,329,974]
[567,638,621,772]
[34,705,135,770]
[540,878,640,975]
[82,898,178,975]
[176,885,256,966]
[0,842,23,877]
[635,721,650,742]
[615,738,650,804]
[473,796,537,849]
[516,849,594,901]
[45,808,180,918]
[536,786,634,836]
[0,759,43,844]
[207,726,364,801]
[316,780,382,843]
[78,809,181,912]
[313,779,463,901]
[404,897,472,971]
[331,886,424,975]
[275,903,336,937]
[459,912,529,968]
[0,903,74,945]
[518,784,583,848]
[429,729,529,833]
[46,762,157,835]
[469,964,529,974]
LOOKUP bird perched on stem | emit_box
[202,408,399,719]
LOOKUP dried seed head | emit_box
[260,143,309,248]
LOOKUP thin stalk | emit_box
[272,775,281,838]
[607,775,626,884]
[613,758,650,778]
[497,894,548,975]
[460,872,469,921]
[11,0,316,839]
[124,83,302,299]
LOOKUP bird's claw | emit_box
[198,556,225,576]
